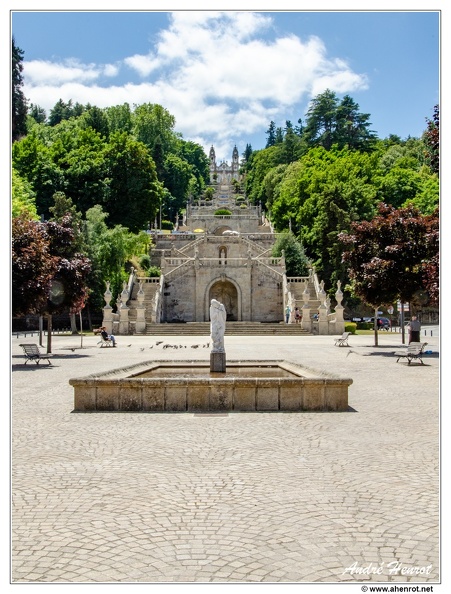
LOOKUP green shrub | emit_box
[139,254,151,270]
[345,322,357,334]
[147,266,161,278]
[356,322,372,330]
[240,204,247,209]
[214,209,232,216]
[160,220,173,230]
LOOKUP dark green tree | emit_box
[28,103,47,125]
[423,104,439,176]
[48,99,73,126]
[103,132,162,232]
[162,153,194,217]
[265,121,276,147]
[303,90,377,151]
[12,37,28,141]
[303,89,339,150]
[335,95,377,151]
[80,105,110,138]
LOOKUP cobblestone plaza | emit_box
[11,331,439,586]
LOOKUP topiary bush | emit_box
[160,220,174,230]
[214,209,232,216]
[345,322,357,334]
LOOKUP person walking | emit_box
[285,305,292,324]
[294,307,301,324]
[407,316,421,343]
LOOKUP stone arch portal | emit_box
[208,279,239,321]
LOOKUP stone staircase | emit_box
[142,322,311,336]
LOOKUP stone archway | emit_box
[209,280,238,321]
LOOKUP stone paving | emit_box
[11,330,440,584]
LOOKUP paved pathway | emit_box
[11,330,439,585]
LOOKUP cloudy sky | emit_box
[12,7,439,161]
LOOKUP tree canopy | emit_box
[339,203,438,308]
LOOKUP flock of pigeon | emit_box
[126,341,211,352]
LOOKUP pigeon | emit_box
[140,347,145,351]
[191,344,199,349]
[156,341,163,345]
[149,346,153,349]
[127,344,132,347]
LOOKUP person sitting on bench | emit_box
[100,326,116,346]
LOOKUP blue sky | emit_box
[11,8,439,162]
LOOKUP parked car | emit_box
[369,317,391,330]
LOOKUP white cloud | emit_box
[24,58,120,86]
[21,12,368,158]
[124,53,161,77]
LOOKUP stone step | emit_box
[141,322,311,336]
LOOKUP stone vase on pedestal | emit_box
[135,281,147,334]
[318,282,329,335]
[301,281,311,332]
[333,281,345,335]
[102,281,114,334]
[119,282,130,335]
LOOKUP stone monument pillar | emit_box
[301,281,311,332]
[318,281,329,335]
[135,281,147,334]
[119,281,130,335]
[102,281,113,335]
[334,281,345,335]
[210,299,227,372]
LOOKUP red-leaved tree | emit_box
[339,203,438,344]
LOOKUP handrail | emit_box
[254,259,284,279]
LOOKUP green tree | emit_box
[303,90,377,151]
[272,232,310,277]
[270,147,378,290]
[265,121,277,147]
[48,99,73,126]
[59,126,107,214]
[162,153,194,216]
[104,103,133,134]
[132,103,177,159]
[28,103,47,125]
[12,168,38,219]
[177,139,210,190]
[12,129,67,218]
[12,37,28,141]
[303,89,339,150]
[103,132,162,232]
[79,105,110,138]
[335,95,377,151]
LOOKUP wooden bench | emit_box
[19,343,52,365]
[334,332,351,347]
[394,342,428,365]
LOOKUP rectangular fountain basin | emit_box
[70,360,352,412]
